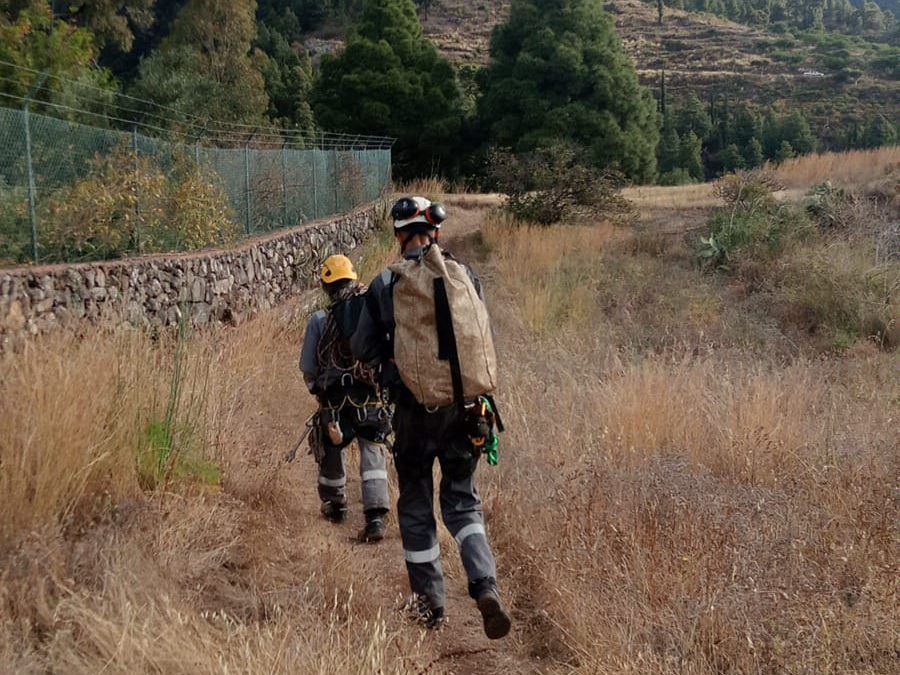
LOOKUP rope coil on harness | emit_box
[316,309,379,393]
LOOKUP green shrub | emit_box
[806,181,856,229]
[698,171,804,270]
[658,168,697,186]
[138,313,222,490]
[39,146,238,262]
[488,145,631,226]
[771,50,804,65]
[0,181,30,265]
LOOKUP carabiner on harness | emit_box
[464,396,501,466]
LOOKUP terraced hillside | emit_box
[422,0,899,140]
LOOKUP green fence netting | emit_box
[0,107,392,265]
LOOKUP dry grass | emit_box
[2,192,898,673]
[478,213,899,673]
[623,183,721,210]
[394,177,453,203]
[482,212,625,334]
[0,307,430,673]
[0,334,147,543]
[774,146,900,190]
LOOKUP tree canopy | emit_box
[131,0,269,125]
[478,0,660,183]
[311,0,463,177]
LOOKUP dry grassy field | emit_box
[1,151,897,673]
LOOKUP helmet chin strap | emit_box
[400,229,438,252]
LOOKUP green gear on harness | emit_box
[484,432,500,466]
[466,396,500,466]
[482,396,500,466]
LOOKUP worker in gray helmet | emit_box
[300,254,391,543]
[351,197,511,639]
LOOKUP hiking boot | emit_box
[404,594,445,630]
[358,515,386,543]
[476,588,511,640]
[424,604,445,630]
[320,500,347,523]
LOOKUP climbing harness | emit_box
[316,289,379,392]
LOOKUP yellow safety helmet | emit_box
[320,254,357,284]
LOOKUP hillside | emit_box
[422,0,899,141]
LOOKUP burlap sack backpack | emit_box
[390,245,498,408]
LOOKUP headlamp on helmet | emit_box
[391,196,447,231]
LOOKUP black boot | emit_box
[476,587,511,640]
[320,500,347,523]
[358,510,387,543]
[404,594,445,630]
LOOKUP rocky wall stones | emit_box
[0,202,381,346]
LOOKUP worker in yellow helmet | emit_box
[299,254,391,542]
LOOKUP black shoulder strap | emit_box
[433,276,465,410]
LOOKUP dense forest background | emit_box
[1,0,897,182]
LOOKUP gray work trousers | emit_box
[393,401,498,610]
[318,404,391,514]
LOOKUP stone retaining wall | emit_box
[0,202,382,346]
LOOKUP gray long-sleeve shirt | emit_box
[299,309,328,394]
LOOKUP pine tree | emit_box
[744,137,764,168]
[678,130,704,180]
[861,113,897,148]
[780,110,817,155]
[657,119,681,175]
[311,0,463,177]
[776,139,795,162]
[478,0,659,182]
[257,22,315,131]
[721,143,746,172]
[659,68,667,118]
[731,104,761,148]
[675,94,713,142]
[132,0,269,124]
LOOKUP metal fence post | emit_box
[132,126,141,254]
[23,104,39,263]
[332,148,339,214]
[312,149,319,220]
[244,142,252,236]
[362,150,370,201]
[281,143,289,226]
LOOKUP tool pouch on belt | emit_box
[464,396,502,466]
[307,411,325,464]
[442,430,481,481]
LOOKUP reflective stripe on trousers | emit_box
[318,437,390,513]
[404,543,441,564]
[398,470,497,610]
[358,438,390,512]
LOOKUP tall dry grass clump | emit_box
[394,176,449,202]
[0,333,152,544]
[774,146,900,189]
[482,212,623,334]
